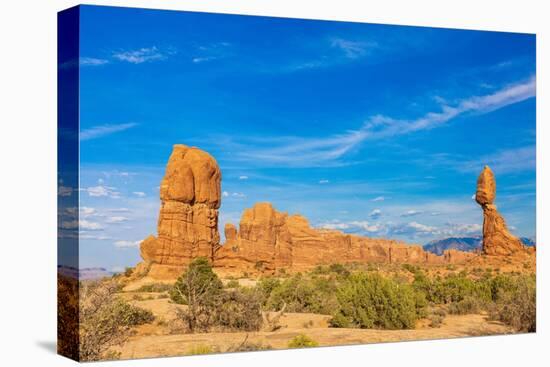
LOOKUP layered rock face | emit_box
[214,202,475,274]
[475,166,525,256]
[139,145,221,279]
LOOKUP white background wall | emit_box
[0,0,548,366]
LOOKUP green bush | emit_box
[170,257,223,305]
[287,334,319,348]
[264,274,339,315]
[413,271,491,305]
[257,277,281,304]
[330,272,420,329]
[170,257,224,332]
[113,299,155,326]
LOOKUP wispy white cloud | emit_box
[84,185,121,199]
[114,240,140,248]
[320,222,351,230]
[80,57,109,66]
[132,191,146,197]
[113,47,168,64]
[330,38,377,59]
[80,233,112,240]
[369,209,382,219]
[401,210,423,217]
[80,207,97,217]
[284,37,377,72]
[105,216,129,223]
[390,221,438,237]
[222,191,246,198]
[80,123,137,141]
[360,76,535,140]
[191,42,230,64]
[457,145,535,174]
[75,220,104,231]
[107,207,130,213]
[211,76,535,167]
[371,196,386,202]
[319,179,330,184]
[238,175,249,180]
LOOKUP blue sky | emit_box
[69,5,536,271]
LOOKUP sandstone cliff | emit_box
[214,202,475,275]
[475,166,526,256]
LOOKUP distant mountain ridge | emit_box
[58,265,114,280]
[424,236,536,256]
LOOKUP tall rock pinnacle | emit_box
[139,144,221,279]
[475,166,525,256]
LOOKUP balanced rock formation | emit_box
[475,165,525,256]
[214,202,475,275]
[139,144,221,279]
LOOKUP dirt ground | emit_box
[114,292,514,360]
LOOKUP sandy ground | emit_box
[114,294,514,360]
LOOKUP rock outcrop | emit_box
[214,202,475,275]
[137,147,533,280]
[139,144,221,279]
[475,166,526,256]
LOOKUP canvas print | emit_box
[58,5,536,362]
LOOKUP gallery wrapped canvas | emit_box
[58,5,536,362]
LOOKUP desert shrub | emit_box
[256,277,281,304]
[429,314,444,328]
[114,300,155,325]
[170,257,223,332]
[264,274,339,314]
[228,341,272,352]
[225,279,240,289]
[215,288,263,331]
[287,334,319,348]
[171,258,263,332]
[330,272,420,329]
[124,267,134,277]
[402,264,420,274]
[329,263,350,276]
[79,280,154,361]
[312,265,330,275]
[488,275,536,332]
[448,296,483,315]
[136,283,173,293]
[226,335,272,352]
[186,344,217,355]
